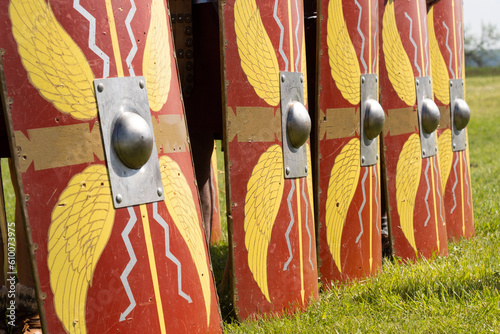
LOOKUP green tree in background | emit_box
[465,23,500,67]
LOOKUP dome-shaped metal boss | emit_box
[421,98,440,134]
[364,99,385,140]
[453,98,470,131]
[287,101,311,149]
[112,111,154,169]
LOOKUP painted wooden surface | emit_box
[379,0,448,260]
[428,0,474,241]
[316,0,382,285]
[0,0,221,332]
[220,0,318,319]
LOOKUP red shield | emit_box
[316,0,382,285]
[428,0,474,240]
[220,0,318,319]
[379,0,448,260]
[0,0,221,332]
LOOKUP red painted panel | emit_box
[316,0,382,285]
[0,0,221,332]
[221,0,318,319]
[379,0,448,260]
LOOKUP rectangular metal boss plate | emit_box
[360,74,380,167]
[280,71,308,179]
[416,76,438,158]
[450,78,467,152]
[94,76,164,208]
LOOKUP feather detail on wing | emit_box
[325,138,361,272]
[437,129,452,192]
[48,165,115,334]
[244,145,284,301]
[159,155,211,325]
[395,133,422,253]
[234,0,280,106]
[428,7,450,105]
[327,0,361,105]
[9,0,95,120]
[143,0,172,111]
[382,0,416,106]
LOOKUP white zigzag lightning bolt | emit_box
[404,12,421,77]
[356,168,369,243]
[153,202,192,303]
[424,158,431,227]
[125,0,138,76]
[451,153,459,214]
[273,0,288,71]
[120,207,138,321]
[443,21,456,79]
[301,178,314,270]
[433,156,446,223]
[283,181,295,271]
[355,0,367,73]
[73,0,110,78]
[372,0,378,74]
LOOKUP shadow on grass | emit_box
[210,243,237,323]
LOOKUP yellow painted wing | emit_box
[234,0,280,106]
[143,0,172,111]
[382,0,416,106]
[48,165,115,334]
[325,138,361,272]
[428,7,450,105]
[244,145,284,301]
[9,0,95,120]
[437,129,452,192]
[327,0,361,105]
[395,133,422,252]
[159,155,211,325]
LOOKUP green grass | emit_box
[216,75,500,332]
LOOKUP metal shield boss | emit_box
[379,0,448,260]
[0,0,222,332]
[220,0,318,320]
[316,0,384,285]
[428,0,474,241]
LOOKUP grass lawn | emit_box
[214,72,500,332]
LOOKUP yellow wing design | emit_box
[234,0,280,106]
[9,0,95,120]
[48,165,115,334]
[382,0,416,106]
[143,0,172,111]
[395,133,422,252]
[437,129,452,192]
[327,0,361,105]
[244,145,285,301]
[325,138,361,272]
[159,155,211,325]
[428,7,450,105]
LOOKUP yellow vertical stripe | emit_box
[415,0,426,76]
[288,0,294,71]
[368,0,372,74]
[105,2,165,331]
[452,0,458,77]
[296,179,304,303]
[459,151,465,234]
[430,158,440,251]
[105,0,124,77]
[140,205,167,334]
[369,167,373,270]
